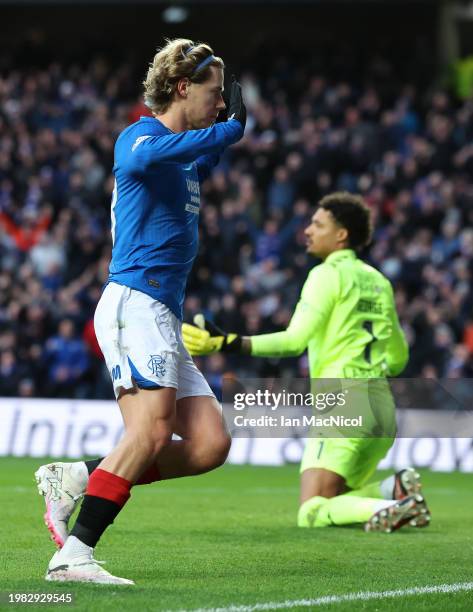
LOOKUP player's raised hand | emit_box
[182,314,242,356]
[226,75,246,130]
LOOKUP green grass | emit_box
[1,458,473,611]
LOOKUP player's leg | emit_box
[156,343,231,478]
[341,439,429,527]
[298,437,396,528]
[37,395,228,549]
[112,327,230,479]
[36,325,229,549]
[37,395,228,524]
[155,395,231,477]
[298,437,431,530]
[44,284,183,583]
[298,437,353,527]
[45,385,176,584]
[345,467,423,501]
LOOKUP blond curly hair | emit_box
[143,38,224,114]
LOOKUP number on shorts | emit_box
[111,365,121,381]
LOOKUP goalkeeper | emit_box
[183,192,431,533]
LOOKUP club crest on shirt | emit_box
[148,354,166,377]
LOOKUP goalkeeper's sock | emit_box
[344,481,383,499]
[297,496,327,527]
[380,474,396,499]
[298,495,396,527]
[343,475,396,500]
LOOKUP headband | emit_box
[184,46,216,75]
[193,55,215,74]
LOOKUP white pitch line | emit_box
[180,581,473,612]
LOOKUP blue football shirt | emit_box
[108,116,243,319]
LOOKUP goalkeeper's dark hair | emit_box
[318,192,373,251]
[143,38,224,114]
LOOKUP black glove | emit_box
[226,75,246,131]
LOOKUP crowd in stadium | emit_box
[1,54,473,398]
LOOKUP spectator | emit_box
[0,51,472,397]
[44,318,90,398]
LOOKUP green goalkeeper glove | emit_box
[182,314,242,356]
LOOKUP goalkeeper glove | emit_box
[182,314,242,356]
[226,75,246,130]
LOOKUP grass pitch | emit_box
[1,457,473,611]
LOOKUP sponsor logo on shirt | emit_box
[185,203,199,214]
[186,178,200,195]
[186,178,200,205]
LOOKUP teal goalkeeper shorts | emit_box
[300,436,394,491]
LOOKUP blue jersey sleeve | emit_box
[121,119,243,175]
[195,153,220,183]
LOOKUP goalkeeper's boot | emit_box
[393,467,422,499]
[46,544,134,585]
[35,462,88,548]
[393,467,429,527]
[364,494,431,533]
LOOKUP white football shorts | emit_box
[94,282,216,400]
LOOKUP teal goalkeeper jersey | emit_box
[251,249,408,378]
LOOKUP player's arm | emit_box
[124,121,241,174]
[250,265,337,357]
[183,265,338,357]
[384,283,409,376]
[123,79,246,174]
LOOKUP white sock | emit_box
[380,475,395,499]
[372,499,397,513]
[60,535,93,560]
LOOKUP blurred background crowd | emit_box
[1,42,473,399]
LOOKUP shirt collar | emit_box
[324,249,357,263]
[139,116,174,133]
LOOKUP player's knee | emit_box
[126,433,156,460]
[211,430,232,467]
[131,422,173,458]
[195,430,231,472]
[150,425,174,456]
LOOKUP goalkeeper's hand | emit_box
[182,314,242,356]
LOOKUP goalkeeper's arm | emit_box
[182,313,294,357]
[182,267,335,358]
[384,287,409,376]
[182,301,323,358]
